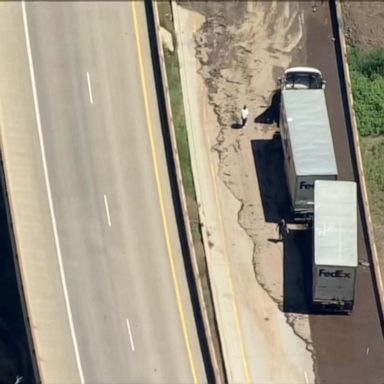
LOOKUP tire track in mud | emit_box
[189,0,316,361]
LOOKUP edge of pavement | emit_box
[333,0,384,321]
[149,2,223,383]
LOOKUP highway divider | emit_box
[145,1,223,382]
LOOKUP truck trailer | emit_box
[312,180,358,312]
[279,67,338,221]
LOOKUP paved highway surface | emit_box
[300,2,384,383]
[0,2,206,383]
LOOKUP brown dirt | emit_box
[170,2,383,383]
[182,0,310,335]
[178,2,315,382]
[342,1,384,51]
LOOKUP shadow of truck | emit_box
[251,135,292,223]
[251,132,313,314]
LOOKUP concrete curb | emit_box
[152,2,222,382]
[334,1,384,318]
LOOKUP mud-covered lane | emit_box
[175,0,383,382]
[177,2,316,382]
[302,2,384,383]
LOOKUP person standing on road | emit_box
[277,219,288,241]
[241,105,249,127]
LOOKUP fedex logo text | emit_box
[319,269,351,278]
[299,181,314,190]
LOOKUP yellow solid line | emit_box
[131,3,199,384]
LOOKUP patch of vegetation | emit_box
[348,47,384,261]
[158,2,199,242]
[157,2,174,35]
[361,137,384,210]
[158,2,195,199]
[360,136,384,268]
[164,50,196,198]
[348,47,384,136]
[157,13,224,378]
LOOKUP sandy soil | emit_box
[182,0,310,335]
[169,1,384,382]
[342,1,384,51]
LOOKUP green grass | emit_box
[158,1,195,199]
[157,2,174,35]
[348,47,384,259]
[164,49,196,198]
[349,47,384,136]
[361,137,384,212]
[158,1,199,243]
[361,136,384,267]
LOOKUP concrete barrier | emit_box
[149,2,223,382]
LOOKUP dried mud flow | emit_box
[342,1,384,52]
[182,0,316,354]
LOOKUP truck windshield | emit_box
[285,72,323,89]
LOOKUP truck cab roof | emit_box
[282,67,324,90]
[284,66,322,75]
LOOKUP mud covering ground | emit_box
[177,0,384,383]
[342,1,384,52]
[179,0,309,329]
[178,1,315,382]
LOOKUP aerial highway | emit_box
[0,1,207,383]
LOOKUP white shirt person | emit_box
[241,105,249,127]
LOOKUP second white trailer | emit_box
[312,180,358,312]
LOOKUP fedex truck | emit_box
[312,180,358,312]
[279,67,338,221]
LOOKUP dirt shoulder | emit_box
[342,2,384,52]
[175,1,315,383]
[175,1,384,383]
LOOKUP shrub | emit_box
[349,47,384,79]
[348,47,384,136]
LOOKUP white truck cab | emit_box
[279,66,326,90]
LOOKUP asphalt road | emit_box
[0,2,206,383]
[298,2,384,383]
